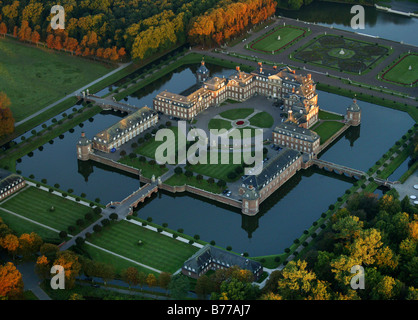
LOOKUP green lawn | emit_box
[249,26,306,53]
[164,174,226,193]
[185,151,244,182]
[0,38,113,122]
[318,109,344,121]
[312,121,345,144]
[219,108,254,120]
[0,206,61,243]
[248,112,274,128]
[82,243,159,277]
[380,53,418,86]
[119,156,169,179]
[87,220,199,273]
[208,119,233,131]
[0,187,95,234]
[136,127,185,160]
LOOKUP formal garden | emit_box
[292,34,391,73]
[247,25,309,54]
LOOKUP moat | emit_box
[14,63,415,256]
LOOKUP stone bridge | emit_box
[311,159,399,188]
[76,93,140,114]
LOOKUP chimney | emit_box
[292,87,295,93]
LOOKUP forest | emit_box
[0,0,278,61]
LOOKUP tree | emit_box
[137,271,147,289]
[0,234,19,259]
[168,274,190,299]
[0,262,24,300]
[96,263,115,286]
[217,278,259,300]
[159,272,171,294]
[122,267,139,289]
[53,250,82,289]
[18,232,43,259]
[174,166,183,175]
[40,243,59,262]
[35,255,51,281]
[195,274,215,299]
[146,273,157,288]
[0,23,7,38]
[0,92,15,137]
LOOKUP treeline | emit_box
[0,92,14,136]
[0,0,278,60]
[188,0,277,46]
[261,191,418,300]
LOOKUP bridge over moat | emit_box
[76,93,140,114]
[311,159,399,188]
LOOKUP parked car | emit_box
[110,148,116,153]
[226,191,232,197]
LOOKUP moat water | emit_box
[15,63,415,256]
[280,1,418,46]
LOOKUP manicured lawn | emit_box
[135,127,185,160]
[0,187,95,234]
[248,112,274,128]
[318,110,344,121]
[185,151,244,182]
[249,26,306,53]
[219,108,254,120]
[87,220,199,273]
[312,121,345,144]
[380,53,418,86]
[82,243,159,277]
[164,174,226,193]
[0,38,113,122]
[119,156,168,179]
[208,119,233,131]
[0,207,61,243]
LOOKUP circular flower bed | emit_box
[236,120,245,126]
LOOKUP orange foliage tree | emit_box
[0,262,24,300]
[0,92,15,137]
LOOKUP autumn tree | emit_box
[122,267,139,289]
[0,23,7,38]
[0,92,15,137]
[146,273,157,288]
[158,272,172,294]
[18,232,43,259]
[0,262,24,300]
[53,250,82,289]
[0,234,19,259]
[35,255,51,281]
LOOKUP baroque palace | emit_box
[154,60,319,129]
[78,59,361,216]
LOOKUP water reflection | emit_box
[280,2,418,45]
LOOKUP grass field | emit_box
[312,121,345,144]
[248,26,307,54]
[0,207,61,242]
[0,186,95,234]
[248,112,274,128]
[135,127,185,160]
[219,108,254,120]
[0,38,113,122]
[318,110,344,121]
[119,156,169,178]
[165,174,226,193]
[208,119,233,131]
[380,53,418,86]
[87,220,199,273]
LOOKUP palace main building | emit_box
[154,60,319,129]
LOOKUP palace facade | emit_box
[0,169,25,201]
[153,61,319,128]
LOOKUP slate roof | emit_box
[95,106,156,144]
[183,245,262,275]
[0,169,23,194]
[347,99,361,112]
[242,148,301,191]
[273,122,320,143]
